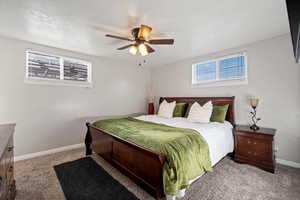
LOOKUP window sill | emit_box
[24,78,93,88]
[191,79,248,88]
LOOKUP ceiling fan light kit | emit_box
[129,45,138,55]
[105,24,174,56]
[138,43,148,56]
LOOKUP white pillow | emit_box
[187,101,213,123]
[157,100,176,118]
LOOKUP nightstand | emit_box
[234,125,276,173]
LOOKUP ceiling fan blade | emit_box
[138,25,152,40]
[145,44,155,53]
[117,44,133,50]
[105,34,134,41]
[148,39,174,45]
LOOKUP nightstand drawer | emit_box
[236,136,272,161]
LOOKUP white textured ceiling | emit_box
[0,0,290,67]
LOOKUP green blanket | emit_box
[92,117,212,195]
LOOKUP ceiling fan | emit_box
[105,25,174,56]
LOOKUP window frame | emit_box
[25,50,93,88]
[192,52,248,87]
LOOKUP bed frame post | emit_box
[85,122,92,156]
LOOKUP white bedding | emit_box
[135,115,234,199]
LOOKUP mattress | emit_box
[135,115,234,199]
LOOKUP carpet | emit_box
[54,157,140,200]
[14,148,300,200]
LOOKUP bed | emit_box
[85,97,235,200]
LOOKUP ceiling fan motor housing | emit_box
[132,27,141,40]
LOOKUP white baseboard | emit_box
[277,158,300,168]
[14,143,84,162]
[14,143,300,169]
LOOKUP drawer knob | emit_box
[7,146,14,152]
[247,141,251,144]
[248,151,251,154]
[9,166,13,172]
[253,142,257,145]
[253,152,257,156]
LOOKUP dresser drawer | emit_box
[2,139,13,175]
[236,135,272,161]
[0,176,4,200]
[0,125,16,200]
[0,161,6,200]
[6,180,15,200]
[5,139,14,182]
[6,165,13,186]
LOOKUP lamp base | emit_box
[250,124,260,131]
[148,103,154,115]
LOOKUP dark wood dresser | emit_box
[0,124,16,200]
[234,125,276,173]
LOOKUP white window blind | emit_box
[192,53,247,86]
[219,55,245,80]
[193,61,216,82]
[63,59,89,82]
[27,52,60,80]
[26,51,92,87]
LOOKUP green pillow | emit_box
[210,104,229,123]
[173,103,187,117]
[184,102,194,118]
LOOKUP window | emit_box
[192,53,247,87]
[25,51,92,87]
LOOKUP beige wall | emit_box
[151,34,300,163]
[0,36,150,156]
[1,34,299,164]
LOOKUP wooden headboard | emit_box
[159,96,235,125]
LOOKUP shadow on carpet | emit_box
[54,157,140,200]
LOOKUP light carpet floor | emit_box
[15,148,300,200]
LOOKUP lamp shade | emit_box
[250,98,259,108]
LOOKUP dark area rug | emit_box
[54,157,140,200]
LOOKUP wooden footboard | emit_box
[85,122,166,199]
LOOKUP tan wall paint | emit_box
[1,34,299,164]
[0,36,150,156]
[151,34,300,163]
